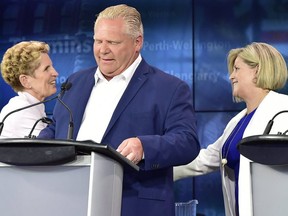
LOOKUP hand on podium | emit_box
[117,137,143,164]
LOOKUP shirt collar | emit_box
[94,54,142,85]
[18,91,41,103]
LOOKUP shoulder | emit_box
[262,91,288,107]
[66,66,97,88]
[269,91,288,100]
[1,95,30,113]
[0,94,41,123]
[138,59,187,88]
[68,66,97,80]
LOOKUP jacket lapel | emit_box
[102,60,149,138]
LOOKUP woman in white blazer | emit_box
[174,42,288,216]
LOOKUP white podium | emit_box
[238,135,288,216]
[0,138,139,216]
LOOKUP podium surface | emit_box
[0,138,139,216]
[238,135,288,165]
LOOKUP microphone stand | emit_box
[57,97,74,140]
[263,110,288,135]
[0,95,58,136]
[26,117,53,138]
[57,81,74,140]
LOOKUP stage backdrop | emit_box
[1,0,288,215]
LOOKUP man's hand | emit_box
[117,137,143,164]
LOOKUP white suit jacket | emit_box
[174,91,288,216]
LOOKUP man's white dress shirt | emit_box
[76,55,142,143]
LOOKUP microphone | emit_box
[26,117,53,139]
[59,81,72,97]
[0,82,70,136]
[263,110,288,135]
[57,81,74,140]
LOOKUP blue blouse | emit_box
[222,109,256,215]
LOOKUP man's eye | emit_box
[109,41,119,45]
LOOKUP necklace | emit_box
[221,114,249,167]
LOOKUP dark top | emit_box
[222,109,256,215]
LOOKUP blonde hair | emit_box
[1,41,49,92]
[94,4,143,39]
[227,42,288,101]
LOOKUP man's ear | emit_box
[135,35,143,52]
[19,74,31,89]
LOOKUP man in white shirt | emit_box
[38,4,199,216]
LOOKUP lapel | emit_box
[102,60,150,138]
[222,109,247,144]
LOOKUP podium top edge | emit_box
[239,135,288,145]
[0,138,103,146]
[0,138,140,171]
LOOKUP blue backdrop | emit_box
[1,0,288,215]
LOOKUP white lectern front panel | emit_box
[0,156,90,216]
[251,163,288,216]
